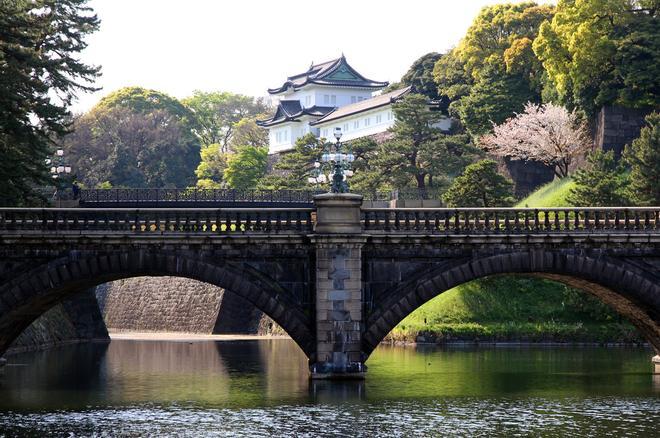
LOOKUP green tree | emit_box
[458,2,554,83]
[195,143,227,188]
[64,106,200,188]
[434,2,554,138]
[533,0,659,115]
[400,52,447,108]
[229,118,268,150]
[223,146,268,190]
[183,91,268,152]
[567,150,629,206]
[443,159,515,207]
[433,49,473,108]
[454,65,538,138]
[96,86,194,124]
[377,94,478,191]
[258,134,326,190]
[345,137,387,195]
[623,112,660,205]
[0,0,100,205]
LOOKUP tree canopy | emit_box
[623,112,660,205]
[533,0,659,115]
[375,94,478,191]
[223,146,268,190]
[399,52,447,109]
[567,150,629,206]
[0,0,100,205]
[64,105,200,188]
[434,2,554,138]
[183,91,268,152]
[443,159,515,207]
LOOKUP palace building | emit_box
[258,55,416,154]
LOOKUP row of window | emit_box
[319,111,393,137]
[302,94,370,107]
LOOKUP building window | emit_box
[322,129,328,137]
[375,114,382,123]
[343,123,349,132]
[387,111,393,121]
[276,132,282,143]
[358,96,365,102]
[330,95,336,105]
[305,96,311,107]
[284,130,288,141]
[324,95,330,105]
[364,117,370,127]
[353,120,359,129]
[351,96,357,104]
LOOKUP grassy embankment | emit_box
[386,178,644,345]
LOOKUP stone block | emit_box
[327,310,350,321]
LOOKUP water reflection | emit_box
[0,340,658,436]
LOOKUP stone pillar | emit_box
[653,355,660,374]
[311,193,366,379]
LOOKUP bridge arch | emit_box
[0,250,314,359]
[363,251,660,358]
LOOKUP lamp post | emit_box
[49,149,72,181]
[319,127,354,193]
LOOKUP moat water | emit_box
[0,339,658,436]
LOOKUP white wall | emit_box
[316,107,395,142]
[316,109,453,142]
[267,118,317,154]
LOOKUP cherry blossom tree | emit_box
[480,103,592,178]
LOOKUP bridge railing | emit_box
[361,207,660,233]
[77,188,393,205]
[0,208,314,234]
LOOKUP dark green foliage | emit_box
[623,112,660,205]
[64,104,201,188]
[443,159,515,207]
[223,146,268,190]
[534,0,659,116]
[454,65,538,138]
[567,150,629,206]
[433,2,553,138]
[377,94,478,191]
[257,134,326,190]
[400,52,448,111]
[0,0,100,205]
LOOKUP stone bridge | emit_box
[0,194,658,378]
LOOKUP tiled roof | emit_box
[267,55,388,95]
[310,86,411,125]
[256,102,335,127]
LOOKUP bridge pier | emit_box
[310,193,367,379]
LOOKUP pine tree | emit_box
[623,112,660,205]
[443,159,515,207]
[567,150,629,207]
[0,0,100,205]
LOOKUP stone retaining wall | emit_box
[96,277,280,335]
[8,288,109,354]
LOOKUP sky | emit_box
[73,0,545,112]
